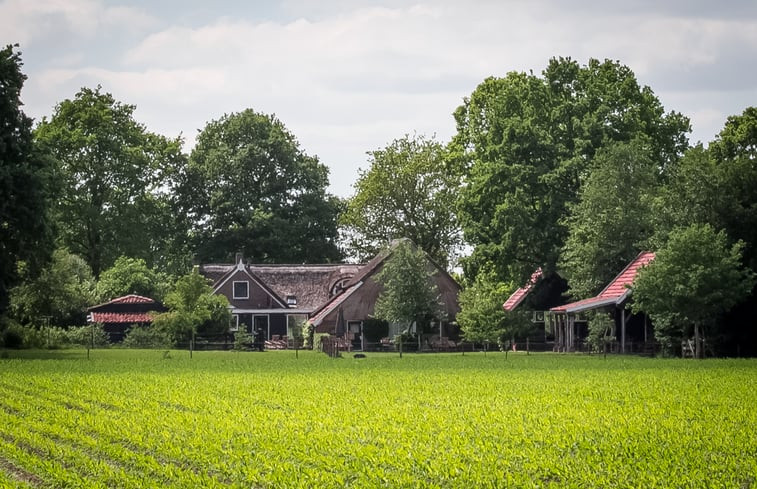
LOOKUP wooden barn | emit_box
[502,268,569,340]
[548,251,656,353]
[87,294,165,342]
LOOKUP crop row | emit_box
[0,350,755,487]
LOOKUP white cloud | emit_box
[0,0,155,47]
[15,0,757,195]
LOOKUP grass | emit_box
[0,349,756,488]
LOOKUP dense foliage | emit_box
[0,45,56,318]
[9,248,95,327]
[95,256,167,303]
[185,109,342,264]
[152,270,231,345]
[632,224,755,358]
[454,57,690,284]
[373,240,445,332]
[559,139,660,299]
[341,134,461,268]
[34,86,187,277]
[2,46,757,356]
[457,271,533,346]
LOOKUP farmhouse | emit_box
[87,294,165,342]
[200,253,362,343]
[202,242,461,350]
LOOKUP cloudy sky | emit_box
[4,0,757,196]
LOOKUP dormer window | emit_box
[287,295,297,306]
[233,281,249,299]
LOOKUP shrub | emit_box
[63,325,110,348]
[312,333,331,351]
[122,326,171,349]
[1,323,24,349]
[233,330,254,351]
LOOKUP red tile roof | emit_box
[503,268,542,311]
[109,294,156,305]
[89,312,154,324]
[550,252,655,313]
[88,294,158,310]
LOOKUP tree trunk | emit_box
[694,323,701,359]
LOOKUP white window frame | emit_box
[233,281,249,299]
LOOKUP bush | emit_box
[233,330,254,351]
[1,323,24,349]
[586,312,615,353]
[312,333,331,351]
[122,326,171,349]
[393,332,419,351]
[1,323,110,349]
[63,325,109,348]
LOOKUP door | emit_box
[348,321,363,350]
[253,315,269,340]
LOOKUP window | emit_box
[233,281,249,299]
[230,314,239,332]
[287,295,297,306]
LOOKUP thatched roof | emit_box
[201,263,363,311]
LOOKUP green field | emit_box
[0,350,755,488]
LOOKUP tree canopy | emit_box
[95,256,167,302]
[559,139,660,299]
[457,271,532,346]
[185,109,342,264]
[373,240,445,329]
[454,57,690,284]
[34,86,187,277]
[9,248,95,327]
[340,134,461,268]
[0,45,56,318]
[632,224,755,357]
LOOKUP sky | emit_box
[3,0,757,196]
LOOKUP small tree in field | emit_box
[632,224,755,358]
[457,271,532,352]
[586,311,615,355]
[373,240,445,355]
[152,270,230,348]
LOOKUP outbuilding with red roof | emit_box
[548,251,655,353]
[87,294,166,342]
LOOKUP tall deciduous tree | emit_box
[374,240,445,333]
[340,134,461,268]
[34,86,188,277]
[454,57,690,284]
[185,109,342,264]
[0,45,56,318]
[559,139,660,299]
[708,107,757,272]
[632,224,755,358]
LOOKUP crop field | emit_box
[0,350,755,488]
